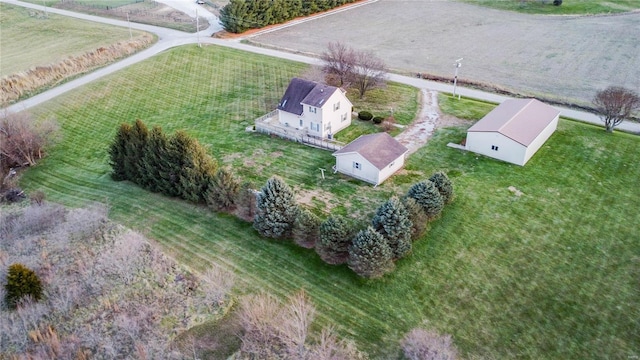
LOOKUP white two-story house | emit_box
[277,78,352,139]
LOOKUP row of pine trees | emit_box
[108,120,453,278]
[108,120,245,211]
[220,0,358,33]
[254,173,453,278]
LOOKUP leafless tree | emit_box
[0,111,59,170]
[322,42,357,87]
[309,326,364,360]
[402,328,458,360]
[280,290,316,359]
[238,292,283,358]
[352,50,388,99]
[593,86,640,133]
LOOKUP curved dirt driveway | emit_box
[250,0,640,107]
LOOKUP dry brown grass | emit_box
[0,33,154,106]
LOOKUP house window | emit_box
[310,123,319,132]
[341,113,347,122]
[353,162,361,170]
[491,145,499,151]
[309,106,316,114]
[299,119,303,127]
[334,102,340,111]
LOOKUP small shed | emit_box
[333,133,408,186]
[465,98,560,166]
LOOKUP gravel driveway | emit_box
[249,0,640,107]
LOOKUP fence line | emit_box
[254,112,343,152]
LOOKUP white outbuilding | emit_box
[333,133,408,186]
[465,98,560,166]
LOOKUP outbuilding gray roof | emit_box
[334,133,408,170]
[467,98,560,146]
[277,78,340,115]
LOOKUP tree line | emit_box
[254,172,454,279]
[220,0,358,33]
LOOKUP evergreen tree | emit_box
[292,209,321,249]
[5,263,43,309]
[348,227,394,278]
[429,171,454,204]
[178,135,217,204]
[108,123,132,181]
[406,180,444,220]
[141,126,170,193]
[402,197,429,241]
[220,0,252,33]
[206,167,241,212]
[372,196,412,259]
[253,176,299,239]
[124,119,149,185]
[315,215,355,265]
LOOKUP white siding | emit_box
[522,115,558,164]
[466,132,526,166]
[376,155,406,184]
[278,110,300,128]
[304,91,352,139]
[334,153,379,185]
[335,152,405,185]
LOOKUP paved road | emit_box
[2,0,639,134]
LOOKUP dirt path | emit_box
[395,90,441,154]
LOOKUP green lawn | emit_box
[461,0,640,14]
[18,45,639,358]
[0,3,148,77]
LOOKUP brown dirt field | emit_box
[249,0,640,107]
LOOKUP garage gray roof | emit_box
[334,133,408,170]
[467,99,560,146]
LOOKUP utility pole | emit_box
[453,58,463,100]
[196,9,201,48]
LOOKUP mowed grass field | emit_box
[0,3,148,77]
[18,45,639,358]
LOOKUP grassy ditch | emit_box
[461,0,640,14]
[17,44,640,358]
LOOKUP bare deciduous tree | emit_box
[280,290,316,359]
[321,42,356,87]
[592,86,640,133]
[0,111,59,170]
[352,50,388,99]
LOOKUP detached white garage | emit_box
[465,98,560,166]
[333,133,408,186]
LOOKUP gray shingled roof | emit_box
[467,98,560,146]
[334,133,408,170]
[277,78,339,115]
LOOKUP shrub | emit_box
[372,196,412,259]
[206,167,241,212]
[428,171,454,204]
[406,180,444,220]
[372,116,384,124]
[293,209,321,249]
[553,0,562,5]
[316,216,355,265]
[235,182,257,222]
[402,328,458,360]
[5,263,43,309]
[358,111,373,121]
[402,197,429,241]
[348,226,394,278]
[1,188,25,203]
[254,176,300,239]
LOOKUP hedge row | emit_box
[220,0,358,33]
